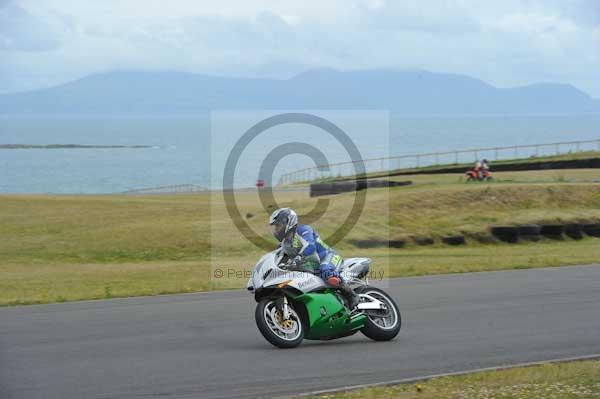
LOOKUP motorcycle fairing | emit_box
[295,291,367,340]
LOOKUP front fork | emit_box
[276,296,291,320]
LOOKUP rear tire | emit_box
[356,287,401,341]
[255,298,304,349]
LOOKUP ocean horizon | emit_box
[1,113,599,194]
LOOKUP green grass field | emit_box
[1,168,599,306]
[303,360,600,399]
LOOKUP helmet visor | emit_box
[270,222,286,241]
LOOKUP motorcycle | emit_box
[465,168,492,182]
[247,248,401,348]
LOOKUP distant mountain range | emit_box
[1,68,598,115]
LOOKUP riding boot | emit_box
[339,281,359,310]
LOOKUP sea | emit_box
[1,113,599,194]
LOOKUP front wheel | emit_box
[255,298,304,348]
[356,287,401,341]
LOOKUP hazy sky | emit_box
[1,0,599,96]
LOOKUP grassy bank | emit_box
[303,359,600,399]
[1,169,599,306]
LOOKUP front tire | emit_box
[356,287,401,341]
[255,298,304,348]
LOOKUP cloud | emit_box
[0,0,599,96]
[357,0,480,33]
[536,0,600,28]
[0,1,68,51]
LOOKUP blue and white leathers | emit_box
[281,224,342,281]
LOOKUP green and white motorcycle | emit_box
[247,249,401,348]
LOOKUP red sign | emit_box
[256,179,265,188]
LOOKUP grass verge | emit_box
[2,239,599,306]
[302,359,600,399]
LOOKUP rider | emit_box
[269,207,359,309]
[480,159,490,179]
[474,159,489,180]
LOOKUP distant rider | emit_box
[269,208,358,309]
[474,159,489,180]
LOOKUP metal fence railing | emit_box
[123,184,207,194]
[277,139,600,185]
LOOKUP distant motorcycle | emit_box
[466,168,492,182]
[247,249,401,348]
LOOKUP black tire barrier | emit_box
[413,236,435,245]
[388,239,406,249]
[350,239,373,248]
[365,179,412,189]
[310,182,334,197]
[540,224,565,239]
[517,225,541,241]
[490,226,519,243]
[442,235,466,245]
[350,239,406,249]
[365,180,386,188]
[356,180,369,191]
[583,223,600,237]
[564,224,584,240]
[310,179,412,197]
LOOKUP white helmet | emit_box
[269,208,298,242]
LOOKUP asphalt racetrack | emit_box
[2,265,600,398]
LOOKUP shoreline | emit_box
[0,144,153,149]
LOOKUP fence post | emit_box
[514,146,518,159]
[555,144,559,155]
[416,155,420,168]
[455,151,458,164]
[535,145,539,157]
[576,142,581,152]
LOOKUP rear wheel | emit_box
[255,298,304,348]
[356,287,401,341]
